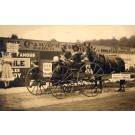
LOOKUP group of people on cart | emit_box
[59,44,84,66]
[52,43,90,75]
[52,43,125,93]
[58,42,104,67]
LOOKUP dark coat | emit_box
[71,51,83,63]
[60,51,72,60]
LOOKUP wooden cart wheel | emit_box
[90,62,104,79]
[80,81,99,97]
[77,64,97,97]
[25,67,47,95]
[49,64,73,99]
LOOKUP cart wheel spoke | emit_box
[77,62,104,97]
[51,85,66,99]
[25,67,47,95]
[49,64,75,99]
[80,82,98,97]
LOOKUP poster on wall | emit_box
[12,58,30,68]
[43,63,52,77]
[6,43,19,53]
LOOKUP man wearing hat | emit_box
[68,44,86,72]
[71,44,83,63]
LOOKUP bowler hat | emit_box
[72,44,79,50]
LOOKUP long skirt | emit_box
[1,63,15,81]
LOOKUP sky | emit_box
[0,25,135,42]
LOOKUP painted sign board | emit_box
[7,43,19,53]
[43,63,52,77]
[112,73,130,80]
[11,58,30,68]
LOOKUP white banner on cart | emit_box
[43,63,52,77]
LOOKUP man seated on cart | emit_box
[52,44,72,74]
[58,44,84,65]
[53,44,86,74]
[68,44,86,72]
[53,44,72,67]
[60,44,72,62]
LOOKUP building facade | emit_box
[0,37,135,87]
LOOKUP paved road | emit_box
[0,87,135,110]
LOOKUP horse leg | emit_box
[94,80,98,92]
[99,80,103,90]
[98,77,103,93]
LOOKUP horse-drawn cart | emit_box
[25,42,126,99]
[25,61,105,99]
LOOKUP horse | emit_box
[83,42,125,74]
[82,42,125,92]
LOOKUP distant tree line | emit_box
[9,34,135,48]
[88,35,135,48]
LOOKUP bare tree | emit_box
[11,34,18,39]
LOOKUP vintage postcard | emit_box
[0,25,135,111]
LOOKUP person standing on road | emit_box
[29,60,40,88]
[1,52,15,88]
[94,76,103,93]
[118,75,126,92]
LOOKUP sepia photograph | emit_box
[0,25,135,111]
[1,1,135,135]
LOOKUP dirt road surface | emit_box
[0,87,135,111]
